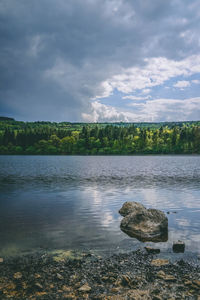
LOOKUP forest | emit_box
[0,118,200,155]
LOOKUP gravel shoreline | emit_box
[0,249,200,299]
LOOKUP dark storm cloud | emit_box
[0,0,199,121]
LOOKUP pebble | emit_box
[151,259,169,266]
[13,272,22,279]
[0,258,3,263]
[57,273,64,280]
[184,280,192,286]
[0,250,199,299]
[62,285,72,292]
[157,271,176,282]
[78,283,91,292]
[152,296,162,300]
[35,282,43,290]
[110,287,121,293]
[121,274,131,286]
[193,280,200,288]
[63,293,76,299]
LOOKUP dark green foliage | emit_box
[0,116,15,121]
[0,119,200,154]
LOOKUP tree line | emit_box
[0,121,200,154]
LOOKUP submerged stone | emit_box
[173,241,185,253]
[145,246,160,254]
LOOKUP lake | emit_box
[0,155,200,257]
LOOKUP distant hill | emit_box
[0,116,15,121]
[0,118,200,131]
[0,117,199,129]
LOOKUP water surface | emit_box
[0,155,199,257]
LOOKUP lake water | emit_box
[0,155,200,258]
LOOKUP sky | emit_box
[0,0,200,122]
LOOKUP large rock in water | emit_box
[119,202,168,242]
[119,201,146,217]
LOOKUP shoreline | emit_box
[0,249,199,299]
[1,154,200,157]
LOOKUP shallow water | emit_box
[0,155,200,257]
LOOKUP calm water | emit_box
[0,155,200,257]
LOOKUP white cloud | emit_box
[141,89,151,94]
[92,81,113,100]
[83,97,200,123]
[122,95,150,100]
[128,97,200,121]
[173,80,190,88]
[192,79,200,84]
[82,101,139,122]
[96,55,200,97]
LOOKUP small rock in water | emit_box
[173,241,185,253]
[13,272,22,279]
[145,246,160,254]
[0,258,3,263]
[78,283,91,292]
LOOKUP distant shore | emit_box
[1,120,200,155]
[0,250,199,299]
[0,153,200,156]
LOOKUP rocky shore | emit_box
[0,249,200,299]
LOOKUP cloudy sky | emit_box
[0,0,200,122]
